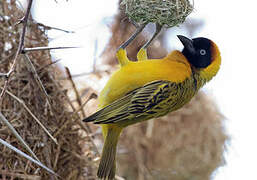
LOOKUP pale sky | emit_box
[30,0,257,179]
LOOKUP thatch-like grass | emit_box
[121,0,193,27]
[0,1,98,179]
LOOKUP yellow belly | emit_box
[99,59,192,108]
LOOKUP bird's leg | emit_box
[136,48,148,61]
[137,23,162,61]
[118,24,146,50]
[116,24,146,66]
[116,48,130,66]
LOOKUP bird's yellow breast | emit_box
[99,51,192,107]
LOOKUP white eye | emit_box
[200,49,206,55]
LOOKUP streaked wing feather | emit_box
[127,81,176,118]
[83,80,178,124]
[83,92,134,123]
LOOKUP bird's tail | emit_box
[97,125,122,180]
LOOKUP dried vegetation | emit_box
[0,1,98,179]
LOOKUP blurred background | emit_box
[3,0,257,179]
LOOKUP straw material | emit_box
[0,1,97,179]
[121,0,193,27]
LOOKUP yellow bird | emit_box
[83,35,221,180]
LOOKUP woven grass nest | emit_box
[0,1,98,179]
[121,0,193,27]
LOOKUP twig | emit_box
[14,59,61,79]
[54,91,97,137]
[53,144,61,169]
[64,69,98,137]
[23,54,53,115]
[35,22,75,33]
[22,46,79,53]
[17,14,73,34]
[0,138,58,176]
[37,59,61,72]
[0,0,33,100]
[52,88,83,137]
[25,143,39,172]
[0,112,40,162]
[72,92,97,119]
[73,92,99,155]
[3,88,58,145]
[0,81,9,100]
[51,72,100,158]
[63,89,77,113]
[55,90,99,156]
[65,67,86,118]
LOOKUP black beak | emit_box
[177,35,195,55]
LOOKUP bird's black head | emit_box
[178,35,212,68]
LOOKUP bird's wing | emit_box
[128,80,177,117]
[83,89,137,123]
[83,80,178,124]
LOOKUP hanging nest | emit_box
[0,1,98,179]
[121,0,193,27]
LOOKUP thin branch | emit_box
[53,144,61,169]
[0,138,58,176]
[0,80,8,99]
[22,46,79,53]
[3,88,58,145]
[0,112,39,161]
[65,67,86,118]
[55,89,99,156]
[0,0,33,100]
[14,59,61,79]
[64,68,101,153]
[73,93,99,156]
[36,59,61,72]
[71,92,97,119]
[15,0,33,55]
[23,54,54,115]
[36,21,75,33]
